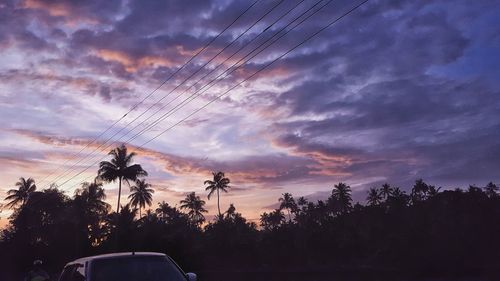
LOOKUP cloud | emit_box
[21,0,123,25]
[9,129,325,187]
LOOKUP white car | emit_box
[58,252,197,281]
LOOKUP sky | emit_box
[1,0,500,227]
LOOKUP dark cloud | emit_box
[247,0,500,190]
[115,0,212,36]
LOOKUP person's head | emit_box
[33,260,43,269]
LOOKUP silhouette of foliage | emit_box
[4,177,37,209]
[73,181,110,247]
[204,171,230,219]
[97,144,148,213]
[278,193,297,222]
[366,187,383,206]
[180,192,207,227]
[2,176,500,280]
[329,182,352,214]
[128,179,154,218]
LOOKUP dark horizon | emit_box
[2,168,500,280]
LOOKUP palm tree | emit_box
[128,179,154,218]
[331,182,352,214]
[204,171,230,219]
[156,201,173,222]
[74,181,110,221]
[105,203,138,246]
[297,196,308,206]
[484,182,499,198]
[97,144,148,213]
[156,201,187,223]
[366,187,382,206]
[180,192,207,226]
[386,187,409,209]
[4,177,37,209]
[74,181,110,245]
[411,179,430,203]
[75,181,110,213]
[279,193,297,222]
[260,209,285,231]
[380,183,393,200]
[427,185,441,198]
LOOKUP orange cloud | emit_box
[11,129,97,148]
[96,49,176,72]
[23,0,71,17]
[22,0,98,26]
[10,129,323,188]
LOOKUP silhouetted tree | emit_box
[386,187,409,210]
[155,201,187,224]
[2,178,500,278]
[204,171,230,219]
[128,179,154,218]
[330,182,352,214]
[4,177,36,209]
[97,144,148,213]
[74,181,109,214]
[156,201,174,222]
[279,192,297,222]
[103,204,138,250]
[297,196,308,206]
[260,209,285,231]
[73,181,110,247]
[380,183,393,200]
[204,204,258,268]
[484,182,499,198]
[411,179,435,203]
[427,185,441,198]
[225,203,236,220]
[367,187,383,206]
[180,192,207,226]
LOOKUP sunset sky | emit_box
[1,0,499,227]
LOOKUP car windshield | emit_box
[90,256,187,281]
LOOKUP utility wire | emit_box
[57,0,325,189]
[37,0,262,188]
[133,0,328,140]
[59,0,369,191]
[41,0,283,188]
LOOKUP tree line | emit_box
[1,144,500,280]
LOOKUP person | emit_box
[25,260,50,281]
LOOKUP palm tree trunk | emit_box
[139,208,142,218]
[117,177,122,213]
[288,209,291,222]
[217,188,221,219]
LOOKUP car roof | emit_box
[66,252,167,266]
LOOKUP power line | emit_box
[143,0,369,145]
[56,0,327,189]
[41,0,284,188]
[129,0,314,139]
[59,0,369,191]
[45,0,298,190]
[37,0,262,188]
[133,0,330,140]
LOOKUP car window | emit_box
[59,264,85,281]
[72,264,85,281]
[90,256,186,281]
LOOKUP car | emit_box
[58,252,197,281]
